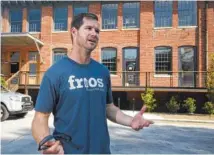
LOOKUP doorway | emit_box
[122,47,139,86]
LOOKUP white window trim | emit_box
[101,29,118,31]
[52,31,69,33]
[154,74,172,78]
[178,26,198,29]
[121,28,140,31]
[153,27,173,30]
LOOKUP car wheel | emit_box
[15,112,28,118]
[1,104,9,122]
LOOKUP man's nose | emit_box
[91,29,98,36]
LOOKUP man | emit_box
[32,13,153,154]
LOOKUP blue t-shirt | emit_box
[35,57,113,154]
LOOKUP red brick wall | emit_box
[1,1,212,88]
[207,2,214,66]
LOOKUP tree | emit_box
[141,88,156,112]
[207,54,214,103]
[166,96,180,113]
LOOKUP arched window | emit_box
[53,48,67,64]
[101,47,117,73]
[155,46,172,74]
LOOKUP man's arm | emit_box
[31,111,51,144]
[106,103,154,130]
[31,111,64,154]
[106,103,133,126]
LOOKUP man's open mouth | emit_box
[88,39,97,43]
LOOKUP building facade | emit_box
[1,1,214,112]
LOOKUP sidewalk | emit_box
[122,110,214,124]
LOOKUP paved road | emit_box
[1,111,214,154]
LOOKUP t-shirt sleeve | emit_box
[106,72,113,104]
[35,75,58,113]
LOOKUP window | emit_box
[178,46,196,87]
[178,46,196,71]
[29,63,36,76]
[54,7,68,31]
[154,1,172,27]
[155,46,172,74]
[10,9,22,32]
[101,48,117,73]
[29,52,38,76]
[53,49,67,64]
[28,9,41,32]
[178,1,197,26]
[102,3,118,29]
[73,4,88,17]
[10,52,20,62]
[123,2,140,28]
[29,51,38,61]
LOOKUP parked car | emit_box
[0,86,34,121]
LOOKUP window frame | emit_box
[101,47,117,74]
[122,2,140,29]
[154,1,173,28]
[53,6,68,31]
[28,8,41,32]
[178,45,197,71]
[9,9,23,32]
[101,2,118,30]
[73,2,88,17]
[28,51,39,76]
[52,48,67,64]
[178,1,197,27]
[154,46,172,75]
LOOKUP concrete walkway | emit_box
[122,110,214,124]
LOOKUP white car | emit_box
[0,86,34,121]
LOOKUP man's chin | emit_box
[87,45,97,51]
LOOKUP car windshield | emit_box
[0,86,9,93]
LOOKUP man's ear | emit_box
[71,27,77,36]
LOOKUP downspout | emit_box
[205,2,208,71]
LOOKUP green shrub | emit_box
[166,96,180,113]
[141,88,156,112]
[182,97,196,114]
[203,102,214,115]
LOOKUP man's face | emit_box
[73,18,100,52]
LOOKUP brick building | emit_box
[1,1,214,112]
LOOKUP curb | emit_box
[152,118,214,124]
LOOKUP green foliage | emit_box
[0,76,7,87]
[182,97,196,114]
[203,102,214,115]
[166,96,180,113]
[207,54,214,103]
[141,88,156,112]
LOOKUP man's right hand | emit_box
[41,140,64,154]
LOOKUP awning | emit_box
[1,32,45,63]
[1,32,44,46]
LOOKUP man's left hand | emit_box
[130,105,154,131]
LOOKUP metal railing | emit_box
[110,71,208,89]
[6,71,209,89]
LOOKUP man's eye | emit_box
[95,29,100,34]
[87,27,92,30]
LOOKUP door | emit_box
[178,46,196,87]
[122,47,139,86]
[10,52,20,84]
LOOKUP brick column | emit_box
[22,8,28,32]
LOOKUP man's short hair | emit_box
[71,13,98,30]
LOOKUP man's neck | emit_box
[68,46,91,64]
